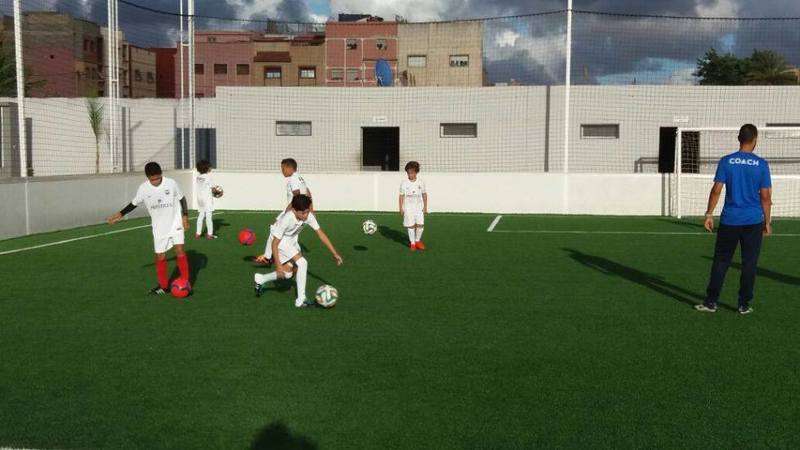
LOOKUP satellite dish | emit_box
[375,59,393,87]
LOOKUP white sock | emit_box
[206,211,213,235]
[415,227,424,241]
[195,210,205,235]
[294,257,308,306]
[407,228,416,244]
[255,271,278,285]
[264,234,274,259]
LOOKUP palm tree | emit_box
[745,50,797,85]
[86,96,104,174]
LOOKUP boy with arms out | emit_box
[254,195,343,307]
[107,162,191,295]
[194,159,216,239]
[399,161,428,251]
[696,124,772,315]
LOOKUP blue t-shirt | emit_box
[713,151,772,226]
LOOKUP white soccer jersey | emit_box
[285,172,309,203]
[132,177,185,239]
[400,178,426,210]
[195,172,213,205]
[271,210,320,241]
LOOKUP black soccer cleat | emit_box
[254,282,267,298]
[149,286,168,296]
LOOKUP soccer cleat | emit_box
[149,286,168,296]
[415,241,426,250]
[694,304,717,313]
[194,234,201,239]
[738,306,754,315]
[254,282,267,298]
[409,243,417,252]
[206,234,217,240]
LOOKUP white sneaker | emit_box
[295,297,307,308]
[694,304,717,313]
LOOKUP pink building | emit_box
[324,20,398,87]
[178,31,257,98]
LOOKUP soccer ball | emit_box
[211,185,224,198]
[238,228,256,246]
[362,219,377,235]
[315,285,338,308]
[170,278,191,298]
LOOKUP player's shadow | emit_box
[378,225,408,247]
[563,248,724,309]
[251,421,317,450]
[353,245,368,251]
[701,256,800,286]
[658,218,706,230]
[169,250,208,286]
[211,218,229,236]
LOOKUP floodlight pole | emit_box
[13,0,27,178]
[179,0,186,164]
[188,0,195,169]
[562,0,573,213]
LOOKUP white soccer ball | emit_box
[315,285,339,308]
[362,219,377,235]
[211,185,224,198]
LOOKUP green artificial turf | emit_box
[1,212,799,449]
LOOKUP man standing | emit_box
[696,124,772,315]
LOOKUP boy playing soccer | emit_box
[262,158,313,264]
[254,195,342,307]
[107,162,191,295]
[399,161,428,251]
[194,159,216,239]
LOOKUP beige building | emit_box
[252,35,325,87]
[124,44,156,98]
[397,21,484,87]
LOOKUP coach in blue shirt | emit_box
[696,124,772,314]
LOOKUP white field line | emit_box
[487,215,503,232]
[492,229,800,237]
[0,213,216,256]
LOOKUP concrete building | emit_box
[180,31,258,98]
[253,35,325,87]
[324,20,398,87]
[397,21,484,87]
[123,44,156,98]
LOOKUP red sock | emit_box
[177,254,190,282]
[156,259,169,289]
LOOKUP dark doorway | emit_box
[362,127,399,171]
[658,128,700,174]
[175,128,216,169]
[658,127,676,173]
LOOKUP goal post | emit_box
[674,126,800,220]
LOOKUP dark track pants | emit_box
[705,222,764,309]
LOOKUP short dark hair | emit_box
[196,159,211,174]
[144,162,162,177]
[281,158,298,170]
[738,124,758,144]
[291,194,313,211]
[405,161,420,172]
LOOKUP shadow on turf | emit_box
[143,250,208,286]
[353,245,368,251]
[701,256,800,286]
[212,218,230,236]
[563,248,732,310]
[378,225,408,247]
[251,421,317,450]
[658,218,705,230]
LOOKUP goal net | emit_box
[674,127,800,219]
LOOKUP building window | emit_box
[214,64,228,75]
[330,69,343,81]
[265,67,282,79]
[299,67,316,79]
[440,123,478,138]
[83,39,89,51]
[195,64,204,75]
[408,55,427,68]
[449,55,469,67]
[196,93,204,98]
[346,68,359,82]
[276,121,312,137]
[346,39,358,50]
[237,64,250,75]
[147,72,155,83]
[134,70,142,82]
[89,41,95,52]
[376,39,387,50]
[208,36,217,43]
[581,124,619,139]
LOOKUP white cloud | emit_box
[495,30,520,47]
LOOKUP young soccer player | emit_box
[399,161,428,251]
[194,159,216,239]
[262,158,313,264]
[107,162,191,295]
[696,124,772,315]
[253,194,342,307]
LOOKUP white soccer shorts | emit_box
[276,236,301,264]
[153,232,185,254]
[403,208,425,228]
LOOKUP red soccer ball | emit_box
[170,278,191,298]
[238,228,256,246]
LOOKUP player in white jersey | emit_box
[254,194,342,307]
[107,162,190,295]
[263,158,313,264]
[399,161,428,251]
[194,159,216,239]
